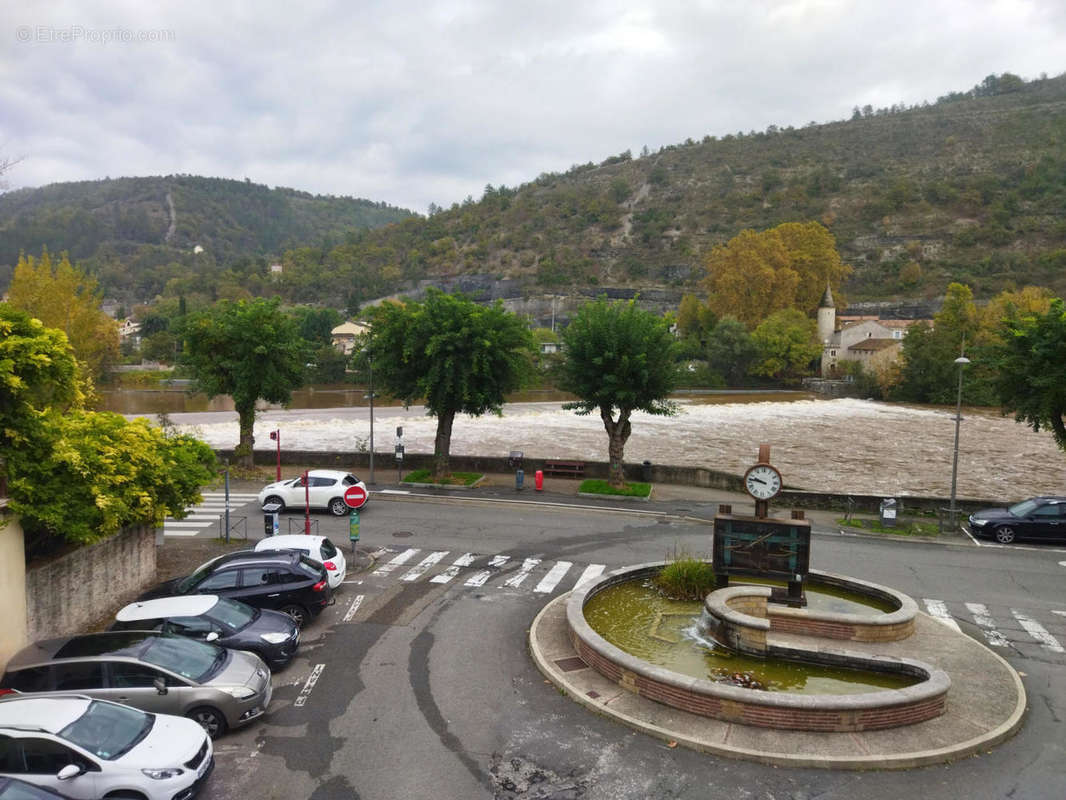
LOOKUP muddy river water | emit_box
[106,388,1066,501]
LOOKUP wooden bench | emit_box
[543,460,585,478]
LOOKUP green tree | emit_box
[367,290,534,478]
[750,309,821,382]
[705,316,759,386]
[994,298,1066,453]
[558,298,680,488]
[7,248,120,385]
[178,298,307,467]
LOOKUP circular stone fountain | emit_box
[564,562,950,732]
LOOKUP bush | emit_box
[577,479,651,497]
[652,552,716,600]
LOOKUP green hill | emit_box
[0,175,414,302]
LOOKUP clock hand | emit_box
[749,476,767,484]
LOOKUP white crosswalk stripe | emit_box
[965,603,1009,647]
[1011,609,1065,653]
[464,555,510,587]
[574,564,606,590]
[534,561,573,593]
[922,599,962,632]
[501,558,541,588]
[431,553,478,584]
[373,548,420,576]
[402,551,449,581]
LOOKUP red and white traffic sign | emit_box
[343,485,368,509]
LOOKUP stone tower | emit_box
[816,282,836,345]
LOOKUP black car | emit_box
[0,777,75,800]
[966,496,1066,544]
[110,595,300,670]
[138,551,333,627]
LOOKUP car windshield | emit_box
[59,700,152,760]
[1008,499,1040,517]
[177,554,229,593]
[141,635,226,682]
[208,598,258,632]
[298,555,324,578]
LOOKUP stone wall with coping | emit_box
[0,510,28,670]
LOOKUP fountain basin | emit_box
[567,563,950,732]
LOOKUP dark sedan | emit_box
[966,496,1066,544]
[110,595,299,670]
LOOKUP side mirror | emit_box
[205,632,220,642]
[153,677,168,695]
[57,764,83,780]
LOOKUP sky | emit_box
[2,1,1064,214]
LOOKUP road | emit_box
[178,494,1065,800]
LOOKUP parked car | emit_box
[966,496,1066,544]
[0,695,212,800]
[138,550,333,628]
[257,469,368,516]
[0,631,272,739]
[110,595,300,671]
[0,775,74,799]
[254,535,347,589]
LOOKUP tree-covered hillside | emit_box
[0,175,413,301]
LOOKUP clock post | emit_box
[714,444,810,607]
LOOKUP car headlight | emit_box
[260,632,289,644]
[971,518,989,526]
[142,767,184,780]
[222,685,257,699]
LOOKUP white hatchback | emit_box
[255,535,347,589]
[257,470,368,516]
[0,695,212,800]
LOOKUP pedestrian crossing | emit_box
[362,549,1066,653]
[162,492,260,536]
[923,598,1065,654]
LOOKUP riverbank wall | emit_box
[230,449,997,515]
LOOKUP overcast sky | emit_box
[2,1,1064,213]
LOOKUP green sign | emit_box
[349,510,360,542]
[712,514,811,581]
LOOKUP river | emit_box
[103,388,1066,501]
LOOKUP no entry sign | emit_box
[343,485,368,509]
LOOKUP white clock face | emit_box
[744,464,782,500]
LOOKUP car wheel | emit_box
[994,526,1016,544]
[187,706,227,739]
[328,497,349,516]
[280,603,308,628]
[105,793,148,800]
[263,494,285,512]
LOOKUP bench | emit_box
[543,460,585,478]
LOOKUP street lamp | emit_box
[948,353,971,529]
[366,354,375,485]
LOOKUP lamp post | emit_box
[366,355,375,485]
[948,353,971,529]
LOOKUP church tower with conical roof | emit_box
[817,282,836,345]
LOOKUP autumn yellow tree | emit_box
[7,248,119,384]
[704,222,850,328]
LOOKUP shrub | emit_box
[652,552,716,600]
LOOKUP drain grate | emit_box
[392,531,413,538]
[554,656,589,672]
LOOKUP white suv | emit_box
[0,695,212,800]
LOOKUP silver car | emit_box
[0,632,272,739]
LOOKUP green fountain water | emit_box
[583,579,918,695]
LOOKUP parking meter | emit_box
[262,502,282,537]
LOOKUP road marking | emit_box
[922,599,962,632]
[1052,610,1066,617]
[1011,609,1065,653]
[431,552,478,583]
[574,564,606,590]
[162,529,201,537]
[343,594,364,622]
[501,558,541,588]
[464,555,510,587]
[402,551,449,581]
[961,525,981,545]
[202,492,260,499]
[294,664,325,707]
[534,561,573,593]
[372,548,420,576]
[378,489,411,495]
[964,603,1009,647]
[164,521,214,529]
[1059,561,1066,568]
[177,514,222,521]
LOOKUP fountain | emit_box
[530,446,1027,766]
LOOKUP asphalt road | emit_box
[187,494,1065,800]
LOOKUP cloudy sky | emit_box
[2,1,1064,213]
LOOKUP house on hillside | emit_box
[817,286,924,377]
[330,321,369,355]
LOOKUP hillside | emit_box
[0,175,414,302]
[282,71,1066,312]
[2,72,1064,313]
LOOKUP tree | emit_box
[750,309,821,382]
[367,290,534,478]
[6,248,120,384]
[994,298,1066,453]
[178,298,307,467]
[703,222,850,329]
[705,317,758,386]
[558,298,680,488]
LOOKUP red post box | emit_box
[535,469,544,491]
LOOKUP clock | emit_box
[744,463,782,500]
